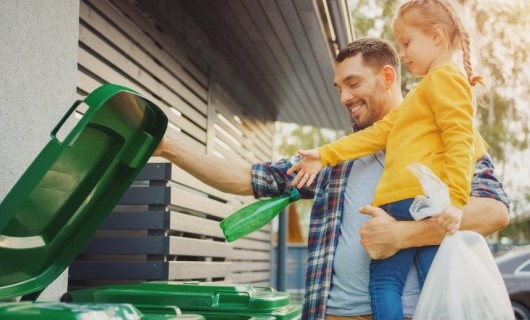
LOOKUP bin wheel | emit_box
[60,292,73,302]
[513,301,530,320]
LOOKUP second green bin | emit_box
[66,281,301,320]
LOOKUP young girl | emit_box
[286,0,486,319]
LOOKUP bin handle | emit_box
[50,100,84,141]
[213,290,252,305]
[253,286,274,292]
[135,304,181,316]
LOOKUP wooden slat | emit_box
[169,211,224,239]
[241,116,275,156]
[214,126,258,164]
[231,238,271,251]
[77,47,208,144]
[231,249,270,261]
[205,46,276,160]
[112,0,208,80]
[169,187,238,219]
[120,186,238,219]
[74,0,278,288]
[89,0,208,101]
[168,261,232,280]
[83,235,234,261]
[231,262,270,272]
[69,262,167,280]
[169,237,232,258]
[232,271,270,283]
[77,66,206,145]
[167,167,245,206]
[214,111,269,162]
[78,9,208,128]
[238,229,272,242]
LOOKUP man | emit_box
[154,37,509,320]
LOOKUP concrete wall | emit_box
[0,0,80,301]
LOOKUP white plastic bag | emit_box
[407,162,514,320]
[407,162,451,220]
[413,231,514,320]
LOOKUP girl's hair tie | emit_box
[469,75,483,87]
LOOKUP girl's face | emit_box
[393,19,443,77]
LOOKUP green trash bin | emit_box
[67,282,301,320]
[0,301,179,320]
[0,84,201,319]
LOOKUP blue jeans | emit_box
[369,198,438,320]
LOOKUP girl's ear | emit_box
[381,65,396,89]
[432,24,446,46]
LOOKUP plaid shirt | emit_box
[251,153,509,320]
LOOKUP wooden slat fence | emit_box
[70,0,276,290]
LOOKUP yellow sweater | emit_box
[320,63,486,208]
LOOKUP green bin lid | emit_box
[0,84,168,300]
[68,282,302,320]
[0,302,204,320]
[0,302,145,320]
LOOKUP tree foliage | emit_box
[275,123,344,157]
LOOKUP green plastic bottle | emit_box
[220,189,301,242]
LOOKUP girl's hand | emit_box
[435,205,463,234]
[286,149,323,188]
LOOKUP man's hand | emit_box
[286,149,323,188]
[358,205,402,260]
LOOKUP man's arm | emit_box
[154,136,254,195]
[359,197,509,259]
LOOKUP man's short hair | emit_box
[336,37,401,73]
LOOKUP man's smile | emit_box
[348,101,366,117]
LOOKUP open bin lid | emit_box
[0,84,168,300]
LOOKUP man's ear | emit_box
[381,65,397,89]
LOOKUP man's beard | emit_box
[351,120,359,132]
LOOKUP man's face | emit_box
[333,54,388,131]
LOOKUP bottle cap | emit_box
[289,188,301,202]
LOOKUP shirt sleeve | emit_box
[319,108,399,166]
[251,156,315,199]
[471,153,510,210]
[427,66,475,208]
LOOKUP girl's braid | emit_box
[433,0,482,86]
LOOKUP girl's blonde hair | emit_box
[392,0,482,86]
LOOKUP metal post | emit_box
[277,209,287,291]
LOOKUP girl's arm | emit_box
[319,108,399,166]
[428,66,475,208]
[287,109,399,188]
